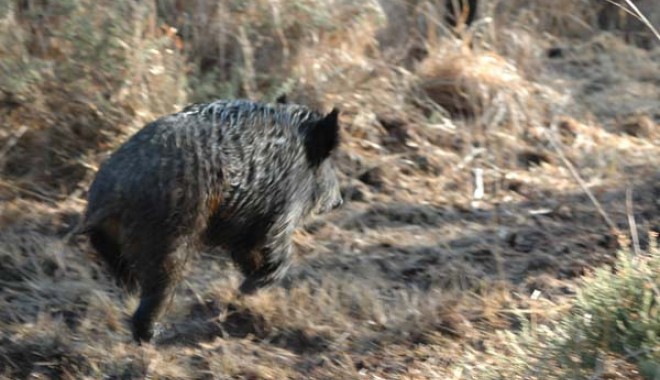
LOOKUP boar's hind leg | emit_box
[88,221,138,293]
[127,238,178,344]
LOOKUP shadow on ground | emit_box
[0,165,657,376]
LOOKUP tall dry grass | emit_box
[0,0,659,379]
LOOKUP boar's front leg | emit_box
[236,229,293,295]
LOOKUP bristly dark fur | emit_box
[82,99,343,344]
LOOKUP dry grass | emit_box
[1,0,659,379]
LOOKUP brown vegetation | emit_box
[0,0,658,379]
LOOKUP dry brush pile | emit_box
[0,0,659,379]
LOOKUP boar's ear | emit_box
[303,108,340,167]
[276,94,287,104]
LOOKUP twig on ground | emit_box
[0,179,59,204]
[0,125,28,166]
[625,187,641,256]
[545,120,620,235]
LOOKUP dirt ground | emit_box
[0,1,659,379]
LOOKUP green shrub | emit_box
[552,234,660,378]
[480,233,659,379]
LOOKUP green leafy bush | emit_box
[480,234,659,380]
[553,234,660,378]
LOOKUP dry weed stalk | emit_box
[546,119,619,235]
[625,187,641,256]
[610,0,660,41]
